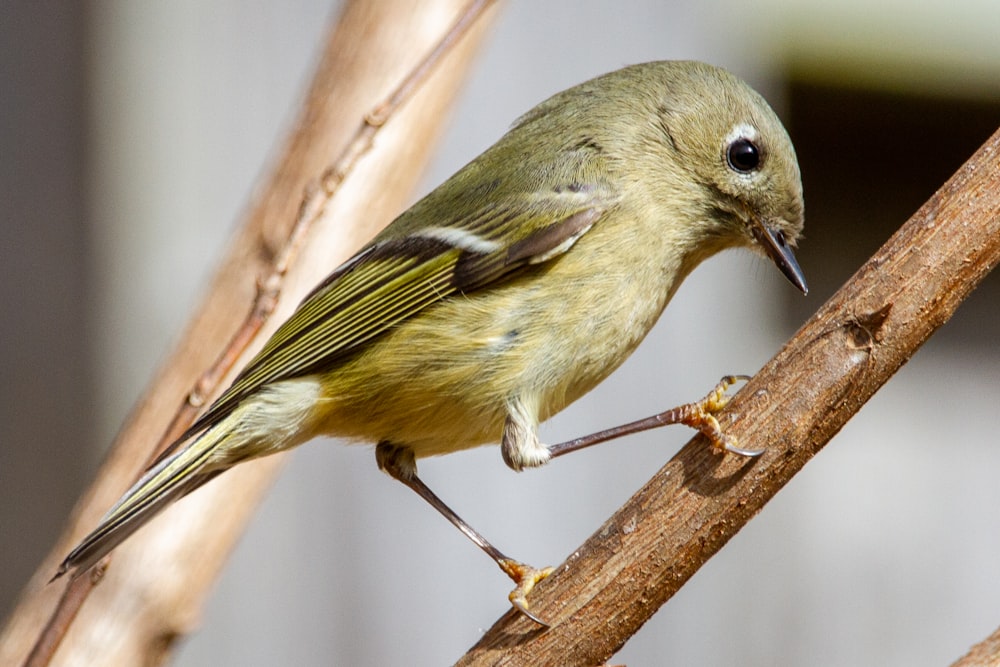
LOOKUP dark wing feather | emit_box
[164,196,608,458]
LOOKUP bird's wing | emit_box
[167,189,612,452]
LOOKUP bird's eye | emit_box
[727,137,761,173]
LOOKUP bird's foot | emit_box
[498,557,555,626]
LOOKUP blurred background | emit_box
[2,1,999,665]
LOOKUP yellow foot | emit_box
[686,375,762,457]
[498,558,555,626]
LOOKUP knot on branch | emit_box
[846,302,893,349]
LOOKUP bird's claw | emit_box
[704,374,751,411]
[721,438,765,457]
[499,558,554,626]
[690,375,763,457]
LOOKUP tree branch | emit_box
[457,129,1000,665]
[953,624,1000,667]
[0,1,499,665]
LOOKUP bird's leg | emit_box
[500,394,551,471]
[374,378,752,624]
[547,375,763,459]
[375,441,553,626]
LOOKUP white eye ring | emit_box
[725,123,758,146]
[724,123,762,174]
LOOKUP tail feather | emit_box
[54,428,225,581]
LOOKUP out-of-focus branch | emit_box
[1,1,499,665]
[457,129,1000,666]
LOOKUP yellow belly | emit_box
[309,246,677,459]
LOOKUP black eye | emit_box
[727,137,761,173]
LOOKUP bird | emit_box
[56,60,806,624]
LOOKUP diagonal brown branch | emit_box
[953,624,1000,667]
[457,129,1000,666]
[0,1,500,666]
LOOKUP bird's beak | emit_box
[753,219,808,295]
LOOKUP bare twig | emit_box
[1,2,499,666]
[164,0,496,452]
[456,129,1000,666]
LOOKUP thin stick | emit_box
[23,4,498,661]
[4,2,499,666]
[456,129,1000,666]
[161,0,496,453]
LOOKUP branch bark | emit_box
[0,1,499,665]
[457,129,1000,665]
[953,624,1000,667]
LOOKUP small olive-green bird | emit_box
[58,60,806,622]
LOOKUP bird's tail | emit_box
[54,425,229,581]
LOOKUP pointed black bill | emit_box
[753,220,808,294]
